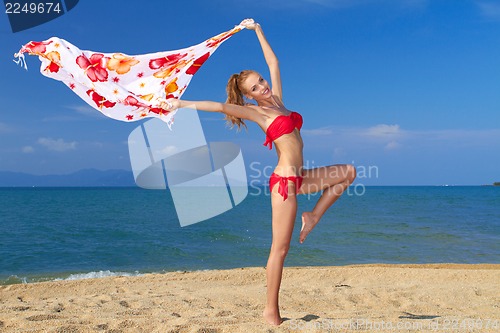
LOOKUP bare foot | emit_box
[263,307,283,326]
[300,212,319,244]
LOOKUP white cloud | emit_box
[154,145,179,157]
[385,140,401,150]
[329,124,500,142]
[228,0,426,10]
[304,0,426,8]
[305,123,500,153]
[22,146,35,153]
[409,128,500,142]
[477,1,500,20]
[341,124,405,151]
[40,105,103,122]
[364,124,402,137]
[333,147,346,157]
[65,105,104,118]
[304,0,364,8]
[37,137,77,152]
[302,127,334,136]
[0,122,12,134]
[42,115,81,122]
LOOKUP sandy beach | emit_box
[0,264,499,333]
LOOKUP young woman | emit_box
[161,19,356,326]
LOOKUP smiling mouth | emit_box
[263,88,269,95]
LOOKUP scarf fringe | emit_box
[13,52,27,70]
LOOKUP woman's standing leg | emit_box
[263,182,298,325]
[298,164,356,243]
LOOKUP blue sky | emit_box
[0,0,499,185]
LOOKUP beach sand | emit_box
[0,264,499,333]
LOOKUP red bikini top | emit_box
[263,111,303,149]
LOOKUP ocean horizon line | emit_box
[0,184,498,188]
[0,168,498,188]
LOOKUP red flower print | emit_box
[149,53,187,70]
[106,53,139,75]
[186,53,210,75]
[126,114,134,120]
[86,90,116,109]
[137,72,144,78]
[24,40,53,54]
[123,95,168,116]
[139,94,154,102]
[206,28,240,48]
[44,51,61,73]
[165,78,178,94]
[123,95,149,109]
[150,53,189,79]
[112,77,120,83]
[46,62,60,73]
[149,107,168,115]
[178,84,187,95]
[69,83,76,89]
[77,53,109,82]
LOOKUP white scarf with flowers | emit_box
[14,24,244,128]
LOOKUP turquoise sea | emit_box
[0,186,499,284]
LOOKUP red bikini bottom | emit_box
[269,172,304,201]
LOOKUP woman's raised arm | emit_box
[240,19,283,101]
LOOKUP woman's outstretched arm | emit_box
[160,99,261,123]
[241,19,283,100]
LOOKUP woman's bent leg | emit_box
[298,164,356,243]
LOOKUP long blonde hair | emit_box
[225,70,255,130]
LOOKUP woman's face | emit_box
[241,72,272,101]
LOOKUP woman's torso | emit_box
[257,103,304,176]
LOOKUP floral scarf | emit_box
[14,24,244,128]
